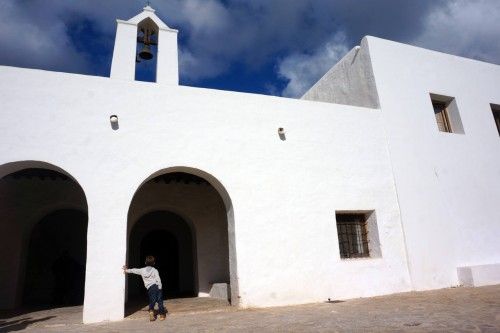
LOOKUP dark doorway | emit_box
[23,209,87,307]
[128,211,196,302]
[140,230,179,298]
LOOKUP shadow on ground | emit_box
[0,316,55,333]
[0,306,82,333]
[126,297,231,319]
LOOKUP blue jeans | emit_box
[147,284,166,314]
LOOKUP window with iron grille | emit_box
[336,213,370,259]
[491,104,500,136]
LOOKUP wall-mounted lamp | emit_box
[110,115,119,130]
[278,127,286,141]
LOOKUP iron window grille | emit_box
[336,213,370,259]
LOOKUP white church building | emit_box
[0,6,499,324]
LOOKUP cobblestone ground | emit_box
[1,285,499,332]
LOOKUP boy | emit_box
[123,255,167,321]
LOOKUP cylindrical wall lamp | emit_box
[110,115,119,130]
[278,127,286,140]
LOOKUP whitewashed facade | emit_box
[0,6,499,324]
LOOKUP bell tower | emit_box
[110,5,179,85]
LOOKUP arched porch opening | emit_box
[126,167,238,312]
[0,161,88,312]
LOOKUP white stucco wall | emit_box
[0,64,411,322]
[365,36,500,290]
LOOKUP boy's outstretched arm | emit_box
[122,265,142,275]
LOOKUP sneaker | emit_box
[159,314,166,321]
[149,310,156,322]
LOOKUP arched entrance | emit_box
[140,230,181,297]
[126,168,238,311]
[0,162,88,311]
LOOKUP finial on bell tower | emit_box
[110,5,179,85]
[144,1,154,12]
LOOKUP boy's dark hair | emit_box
[145,255,155,266]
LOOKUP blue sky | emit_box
[0,0,499,97]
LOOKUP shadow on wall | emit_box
[301,39,380,109]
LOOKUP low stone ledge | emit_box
[209,283,229,300]
[457,264,500,287]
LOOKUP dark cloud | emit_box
[327,1,440,43]
[0,0,497,97]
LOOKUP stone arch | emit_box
[127,205,199,294]
[0,160,88,310]
[0,160,82,181]
[126,166,238,306]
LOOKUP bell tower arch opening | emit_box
[126,168,238,312]
[110,5,179,85]
[135,17,158,82]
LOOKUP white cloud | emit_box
[276,0,500,98]
[277,32,349,98]
[179,48,229,81]
[413,0,500,64]
[180,0,231,34]
[0,0,91,73]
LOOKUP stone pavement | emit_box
[1,285,499,332]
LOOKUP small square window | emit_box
[335,211,382,259]
[433,101,452,133]
[430,94,465,134]
[336,213,369,258]
[491,104,500,136]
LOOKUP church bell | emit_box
[137,26,156,61]
[139,45,153,60]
